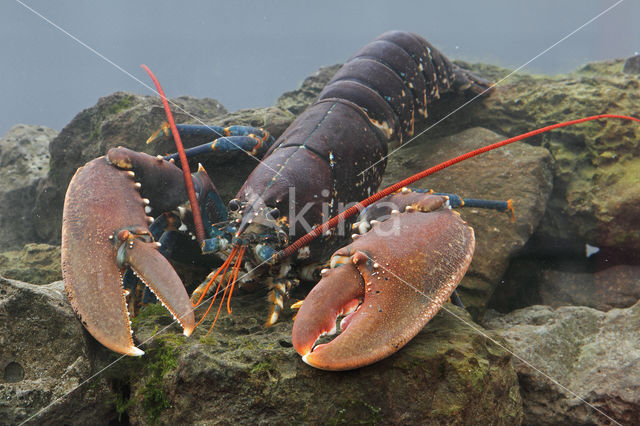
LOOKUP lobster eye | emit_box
[228,199,240,212]
[266,208,280,220]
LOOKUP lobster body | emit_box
[62,30,490,368]
[235,31,476,260]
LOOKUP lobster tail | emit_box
[318,31,462,143]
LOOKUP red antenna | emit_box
[141,64,206,244]
[272,114,640,263]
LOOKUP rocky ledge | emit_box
[484,302,640,424]
[2,54,640,424]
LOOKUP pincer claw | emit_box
[292,207,475,371]
[62,156,195,356]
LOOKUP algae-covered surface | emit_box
[115,294,522,425]
[456,60,640,251]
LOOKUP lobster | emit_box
[62,31,501,369]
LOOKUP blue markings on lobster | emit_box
[148,123,276,160]
[61,31,508,369]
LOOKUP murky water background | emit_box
[1,0,639,135]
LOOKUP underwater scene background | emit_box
[1,1,639,424]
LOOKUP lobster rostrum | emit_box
[62,30,503,368]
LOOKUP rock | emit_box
[382,127,554,319]
[18,56,640,424]
[0,243,62,285]
[0,124,54,190]
[276,64,341,115]
[483,302,640,424]
[489,236,640,314]
[0,278,115,424]
[0,125,57,249]
[119,294,522,424]
[539,264,640,311]
[455,60,640,251]
[623,54,640,74]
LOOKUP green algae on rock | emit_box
[458,59,640,251]
[123,293,522,425]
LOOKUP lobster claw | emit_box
[62,154,195,356]
[292,203,474,370]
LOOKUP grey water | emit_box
[1,0,639,135]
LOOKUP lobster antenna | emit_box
[206,247,245,334]
[192,245,239,308]
[194,246,239,326]
[141,64,206,244]
[272,114,640,263]
[226,245,246,314]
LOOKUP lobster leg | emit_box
[265,277,299,327]
[148,123,276,159]
[450,289,465,308]
[292,193,475,370]
[352,188,513,234]
[430,191,513,216]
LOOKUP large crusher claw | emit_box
[292,197,475,370]
[62,152,196,356]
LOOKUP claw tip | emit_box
[301,353,312,366]
[127,346,145,356]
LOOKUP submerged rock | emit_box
[539,264,640,311]
[489,235,640,315]
[0,278,114,424]
[623,54,640,74]
[120,294,522,424]
[0,243,61,285]
[276,64,341,115]
[0,124,54,191]
[0,125,57,250]
[483,302,640,424]
[457,60,640,252]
